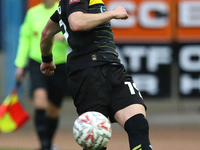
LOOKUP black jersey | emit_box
[51,0,121,74]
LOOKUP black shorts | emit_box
[29,59,67,108]
[67,63,146,123]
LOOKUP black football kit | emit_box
[50,0,146,122]
[51,0,120,74]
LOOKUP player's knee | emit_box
[124,114,149,138]
[47,111,59,118]
[45,101,60,118]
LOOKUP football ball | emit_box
[73,111,112,150]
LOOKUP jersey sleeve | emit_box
[14,10,32,68]
[50,10,59,23]
[66,0,89,17]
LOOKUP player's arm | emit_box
[68,6,129,31]
[40,19,61,76]
[40,19,61,56]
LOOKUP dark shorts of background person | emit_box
[67,63,147,123]
[29,59,68,108]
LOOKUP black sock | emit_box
[34,109,50,149]
[124,114,152,150]
[34,109,58,150]
[46,116,59,144]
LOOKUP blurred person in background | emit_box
[14,0,70,150]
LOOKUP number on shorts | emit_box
[124,81,143,99]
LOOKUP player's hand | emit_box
[40,61,56,76]
[112,6,129,20]
[15,67,25,82]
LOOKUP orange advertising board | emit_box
[103,0,173,43]
[177,0,200,42]
[27,0,59,8]
[26,0,200,43]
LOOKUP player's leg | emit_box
[34,88,53,150]
[115,104,152,150]
[109,64,152,150]
[30,59,61,150]
[42,63,67,150]
[34,89,60,150]
[45,101,60,150]
[34,85,61,150]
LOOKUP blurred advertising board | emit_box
[103,0,173,43]
[27,0,59,8]
[26,0,200,98]
[117,43,172,98]
[177,0,200,42]
[177,0,200,98]
[178,43,200,98]
[103,0,173,97]
[27,0,41,8]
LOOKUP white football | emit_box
[73,111,112,150]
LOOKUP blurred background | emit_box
[0,0,200,149]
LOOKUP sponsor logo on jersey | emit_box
[69,0,80,5]
[91,54,97,61]
[100,6,107,13]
